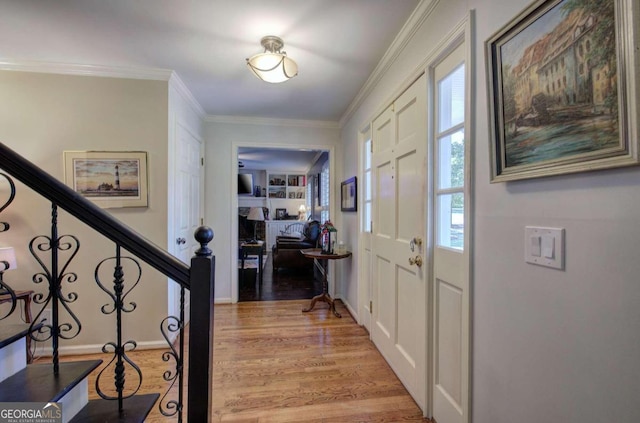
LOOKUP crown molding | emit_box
[205,114,339,129]
[169,71,206,118]
[339,0,440,127]
[0,59,173,81]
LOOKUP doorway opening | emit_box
[233,145,332,302]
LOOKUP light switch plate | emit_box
[525,226,564,270]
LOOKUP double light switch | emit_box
[525,226,564,270]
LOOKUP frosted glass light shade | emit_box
[246,35,298,83]
[247,53,298,83]
[0,247,17,271]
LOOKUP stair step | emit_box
[0,359,102,402]
[0,323,32,382]
[0,323,31,349]
[70,393,160,423]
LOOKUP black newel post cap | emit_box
[194,226,214,257]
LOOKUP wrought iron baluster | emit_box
[29,203,81,374]
[94,244,142,414]
[159,284,185,421]
[0,172,16,233]
[0,172,17,320]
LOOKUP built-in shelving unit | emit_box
[268,173,306,199]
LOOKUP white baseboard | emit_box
[214,297,232,304]
[340,297,359,323]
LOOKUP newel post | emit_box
[188,226,215,422]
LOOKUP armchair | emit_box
[272,220,321,273]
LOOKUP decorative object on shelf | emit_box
[340,176,357,212]
[486,0,640,182]
[298,204,307,221]
[320,221,337,254]
[275,208,286,220]
[246,35,298,83]
[63,151,148,208]
[247,207,265,243]
[254,185,261,197]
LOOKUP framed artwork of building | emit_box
[486,0,640,182]
[63,151,148,208]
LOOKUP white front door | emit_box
[170,121,203,321]
[371,74,428,411]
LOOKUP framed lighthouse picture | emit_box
[64,151,148,208]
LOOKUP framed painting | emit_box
[341,177,357,212]
[275,208,286,220]
[63,151,148,208]
[486,0,639,182]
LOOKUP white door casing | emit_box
[371,74,428,411]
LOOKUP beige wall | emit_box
[0,71,170,351]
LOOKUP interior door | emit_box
[371,74,427,411]
[171,121,203,321]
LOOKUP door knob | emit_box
[176,237,186,245]
[410,237,423,252]
[408,255,423,267]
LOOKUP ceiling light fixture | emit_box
[246,36,298,83]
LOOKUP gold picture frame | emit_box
[486,0,640,182]
[63,151,148,208]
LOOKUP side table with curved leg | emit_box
[300,249,352,318]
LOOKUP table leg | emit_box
[302,258,341,318]
[24,293,33,363]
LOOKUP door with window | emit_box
[360,132,373,332]
[432,42,470,423]
[370,74,427,410]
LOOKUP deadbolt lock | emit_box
[410,236,423,252]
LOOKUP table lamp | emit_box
[298,204,307,221]
[247,207,265,243]
[0,246,17,294]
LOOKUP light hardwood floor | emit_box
[59,300,431,422]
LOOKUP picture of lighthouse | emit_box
[64,151,148,208]
[114,164,120,190]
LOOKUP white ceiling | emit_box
[0,0,419,122]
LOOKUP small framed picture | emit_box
[340,177,357,212]
[63,151,148,208]
[275,208,286,220]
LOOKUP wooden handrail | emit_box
[0,143,190,287]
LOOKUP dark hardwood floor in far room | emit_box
[239,251,323,301]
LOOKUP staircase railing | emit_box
[0,142,214,422]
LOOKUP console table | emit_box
[300,249,352,318]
